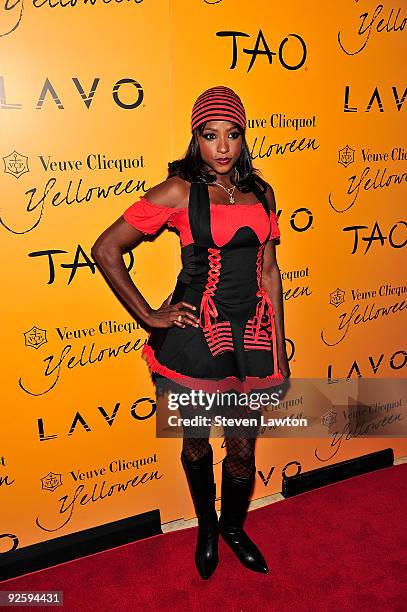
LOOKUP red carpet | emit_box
[2,463,406,611]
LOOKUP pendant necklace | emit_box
[213,181,237,204]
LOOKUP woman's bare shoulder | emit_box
[144,176,190,209]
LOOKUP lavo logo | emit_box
[0,77,144,110]
[257,461,302,486]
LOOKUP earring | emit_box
[235,167,240,182]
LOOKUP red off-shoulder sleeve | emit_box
[269,210,281,240]
[122,196,178,235]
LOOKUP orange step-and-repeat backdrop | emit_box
[1,0,406,554]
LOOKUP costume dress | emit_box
[123,181,284,395]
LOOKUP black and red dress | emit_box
[123,180,284,395]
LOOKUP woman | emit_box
[91,86,290,580]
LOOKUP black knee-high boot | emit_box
[181,446,219,579]
[219,460,268,573]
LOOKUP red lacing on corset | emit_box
[199,248,221,345]
[254,244,279,372]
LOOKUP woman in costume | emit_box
[91,86,290,580]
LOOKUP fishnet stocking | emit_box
[180,395,260,476]
[182,437,211,462]
[223,437,256,479]
[159,376,262,475]
[178,396,212,462]
[221,392,261,479]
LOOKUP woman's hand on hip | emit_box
[145,296,200,329]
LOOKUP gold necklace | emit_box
[213,181,237,204]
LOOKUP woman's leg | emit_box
[221,396,259,480]
[181,436,212,462]
[223,437,256,479]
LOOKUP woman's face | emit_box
[196,120,242,176]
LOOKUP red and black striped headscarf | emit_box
[191,85,247,132]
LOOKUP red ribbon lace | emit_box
[253,245,279,373]
[199,248,221,344]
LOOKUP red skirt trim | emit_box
[141,343,284,393]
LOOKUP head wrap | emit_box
[191,85,246,132]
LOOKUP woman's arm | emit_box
[91,177,200,330]
[261,183,291,378]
